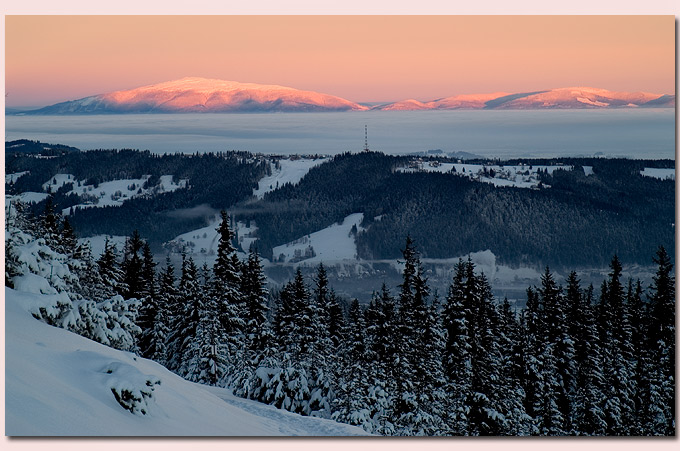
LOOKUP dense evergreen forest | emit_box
[5,202,676,435]
[5,141,674,268]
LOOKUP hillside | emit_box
[5,287,370,436]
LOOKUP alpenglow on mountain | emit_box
[19,78,675,114]
[25,77,370,114]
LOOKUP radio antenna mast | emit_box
[363,125,370,152]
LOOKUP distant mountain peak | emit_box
[18,80,674,115]
[24,78,369,114]
[376,87,674,111]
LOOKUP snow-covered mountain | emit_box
[20,80,674,114]
[5,287,370,436]
[376,87,675,110]
[26,77,369,114]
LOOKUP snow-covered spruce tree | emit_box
[538,267,575,435]
[141,257,174,366]
[37,197,62,251]
[497,298,530,435]
[267,271,312,414]
[327,288,346,348]
[643,246,675,435]
[441,259,473,435]
[121,230,145,300]
[71,241,107,302]
[572,284,607,435]
[187,263,230,386]
[6,201,140,352]
[332,299,372,429]
[415,293,447,436]
[306,263,336,418]
[466,270,506,435]
[212,210,245,379]
[166,254,202,376]
[597,256,636,435]
[392,236,427,435]
[232,248,276,400]
[520,285,544,435]
[364,283,398,435]
[626,278,646,435]
[137,241,159,360]
[97,238,127,299]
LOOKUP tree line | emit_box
[5,199,675,435]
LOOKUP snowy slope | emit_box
[41,174,188,215]
[272,213,364,264]
[5,288,370,436]
[398,161,569,189]
[164,218,258,265]
[5,192,50,204]
[5,171,29,184]
[253,157,328,199]
[640,167,675,180]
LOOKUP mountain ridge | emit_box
[16,78,675,114]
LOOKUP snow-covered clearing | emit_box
[6,171,29,184]
[640,167,675,180]
[42,173,77,192]
[6,192,50,205]
[273,213,364,264]
[165,218,258,264]
[40,174,188,215]
[398,161,572,189]
[253,157,327,199]
[5,287,370,436]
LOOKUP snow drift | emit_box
[4,287,370,436]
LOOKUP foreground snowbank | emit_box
[5,288,369,436]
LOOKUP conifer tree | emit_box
[364,283,398,435]
[598,256,635,435]
[644,246,675,435]
[97,238,126,298]
[573,284,607,435]
[166,255,201,376]
[441,259,472,435]
[538,267,575,434]
[121,230,145,300]
[212,210,244,375]
[333,299,371,429]
[137,242,158,359]
[144,257,175,366]
[393,236,428,433]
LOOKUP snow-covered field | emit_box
[253,157,327,199]
[6,171,29,184]
[6,191,50,205]
[273,213,364,264]
[165,218,258,264]
[5,287,370,436]
[398,161,573,189]
[40,173,188,215]
[640,167,675,180]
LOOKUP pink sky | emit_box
[5,15,675,107]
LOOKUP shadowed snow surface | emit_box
[5,288,370,436]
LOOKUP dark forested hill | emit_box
[5,143,674,268]
[241,152,674,268]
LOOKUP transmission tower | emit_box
[363,124,370,152]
